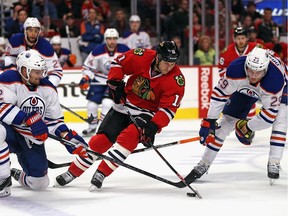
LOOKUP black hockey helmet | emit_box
[156,41,180,63]
[234,27,248,37]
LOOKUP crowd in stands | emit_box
[1,0,287,65]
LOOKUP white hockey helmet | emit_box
[245,47,270,73]
[104,28,119,40]
[16,50,47,84]
[24,17,41,31]
[129,15,141,22]
[50,35,61,45]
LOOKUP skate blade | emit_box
[89,184,99,192]
[0,188,11,198]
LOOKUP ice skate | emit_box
[89,170,106,191]
[267,162,280,185]
[11,168,22,181]
[185,161,210,183]
[55,171,76,186]
[0,176,12,198]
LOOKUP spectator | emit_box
[248,26,265,47]
[56,0,82,19]
[40,15,59,38]
[160,0,178,39]
[4,3,23,38]
[15,0,32,16]
[78,8,105,62]
[50,35,77,67]
[81,0,111,24]
[194,35,215,65]
[0,37,6,71]
[243,1,262,24]
[5,8,28,38]
[171,35,187,65]
[231,0,245,26]
[31,0,58,20]
[60,13,80,38]
[242,14,254,30]
[109,8,129,37]
[257,8,279,43]
[122,15,152,49]
[142,18,157,37]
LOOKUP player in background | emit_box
[50,35,77,67]
[184,47,286,184]
[218,27,263,119]
[4,17,63,87]
[55,41,185,189]
[0,50,88,198]
[122,15,152,49]
[79,28,130,136]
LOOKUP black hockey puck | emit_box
[186,192,196,197]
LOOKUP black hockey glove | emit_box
[235,119,255,145]
[135,116,158,147]
[107,80,126,104]
[199,118,218,145]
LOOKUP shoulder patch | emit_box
[174,74,185,86]
[221,47,227,53]
[133,48,145,56]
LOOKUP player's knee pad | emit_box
[87,101,99,116]
[26,175,49,190]
[116,124,139,152]
[89,133,112,153]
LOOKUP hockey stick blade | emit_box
[60,104,94,123]
[47,136,200,169]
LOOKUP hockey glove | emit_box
[63,130,88,157]
[107,80,126,104]
[24,111,48,142]
[67,54,77,66]
[235,119,255,145]
[79,75,90,90]
[199,118,218,145]
[135,116,158,147]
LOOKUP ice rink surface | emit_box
[1,119,287,216]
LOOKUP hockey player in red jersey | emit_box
[55,41,185,189]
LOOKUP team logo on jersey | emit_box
[104,60,111,71]
[238,87,260,99]
[174,75,185,86]
[20,96,46,116]
[133,48,145,56]
[132,76,155,101]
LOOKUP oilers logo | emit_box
[239,87,260,99]
[20,96,46,116]
[103,60,111,72]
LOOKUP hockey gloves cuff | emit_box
[199,118,218,145]
[107,80,126,104]
[63,130,89,157]
[135,116,158,147]
[79,75,90,90]
[24,111,48,142]
[235,119,255,145]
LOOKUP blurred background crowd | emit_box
[0,0,287,66]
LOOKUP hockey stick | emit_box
[60,103,94,124]
[48,134,190,189]
[123,105,202,198]
[65,25,72,51]
[47,136,200,169]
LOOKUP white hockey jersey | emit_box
[0,69,67,145]
[208,55,286,131]
[122,30,151,49]
[4,33,63,87]
[82,43,130,84]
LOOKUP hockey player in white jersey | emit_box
[184,47,286,184]
[122,15,152,49]
[0,50,88,198]
[4,17,63,87]
[79,28,130,136]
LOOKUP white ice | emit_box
[1,120,287,216]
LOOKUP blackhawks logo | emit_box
[133,48,145,56]
[132,76,155,101]
[175,75,184,86]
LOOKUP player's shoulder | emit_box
[261,63,285,94]
[35,38,55,56]
[226,56,246,79]
[167,65,185,88]
[8,33,25,47]
[0,69,21,83]
[117,43,130,52]
[91,44,106,56]
[221,44,234,54]
[61,48,71,55]
[40,77,58,90]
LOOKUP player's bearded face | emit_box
[246,67,265,84]
[235,35,248,49]
[106,38,117,50]
[28,69,46,85]
[158,60,176,75]
[25,27,40,45]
